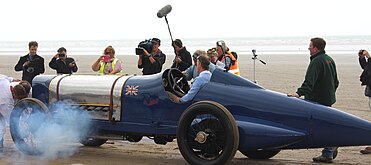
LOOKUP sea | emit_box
[1,35,371,56]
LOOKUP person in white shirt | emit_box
[172,55,212,103]
[0,74,28,151]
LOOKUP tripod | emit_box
[252,49,266,83]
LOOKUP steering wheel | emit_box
[167,68,189,97]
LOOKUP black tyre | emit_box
[239,149,281,159]
[79,137,107,147]
[10,98,51,155]
[177,101,239,165]
[127,135,143,142]
[333,147,338,159]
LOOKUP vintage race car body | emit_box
[10,68,371,165]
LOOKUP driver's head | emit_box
[196,55,210,73]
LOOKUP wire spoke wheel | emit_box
[177,101,239,165]
[10,98,50,155]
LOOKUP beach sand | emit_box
[1,53,371,164]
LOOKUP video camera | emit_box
[135,39,153,55]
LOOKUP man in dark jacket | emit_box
[171,39,192,71]
[138,38,166,75]
[49,47,78,74]
[288,37,339,163]
[14,41,45,84]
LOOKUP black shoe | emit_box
[313,155,333,163]
[360,147,371,154]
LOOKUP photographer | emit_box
[14,41,45,84]
[49,47,78,75]
[358,49,371,154]
[137,38,166,75]
[91,45,122,75]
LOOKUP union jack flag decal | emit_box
[125,85,139,95]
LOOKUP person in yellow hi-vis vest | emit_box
[92,45,123,75]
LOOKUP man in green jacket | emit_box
[288,37,339,163]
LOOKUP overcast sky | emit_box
[0,0,370,41]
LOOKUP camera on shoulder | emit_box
[135,39,153,55]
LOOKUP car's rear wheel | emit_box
[79,137,107,147]
[177,101,239,165]
[10,98,51,155]
[239,149,281,159]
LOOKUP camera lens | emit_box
[27,67,35,73]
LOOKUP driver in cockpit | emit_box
[171,55,211,103]
[183,50,215,81]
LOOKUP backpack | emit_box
[230,51,238,60]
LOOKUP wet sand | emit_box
[1,53,371,164]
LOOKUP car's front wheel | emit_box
[177,101,239,165]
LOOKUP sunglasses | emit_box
[104,52,111,55]
[58,53,66,57]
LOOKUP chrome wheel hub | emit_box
[194,131,209,144]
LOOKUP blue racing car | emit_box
[10,68,371,165]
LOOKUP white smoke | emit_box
[11,101,92,161]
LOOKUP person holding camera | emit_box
[137,38,166,75]
[171,39,192,71]
[357,49,371,154]
[49,47,78,75]
[91,45,123,75]
[14,41,45,84]
[359,49,371,91]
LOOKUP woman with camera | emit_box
[49,47,78,75]
[91,45,123,75]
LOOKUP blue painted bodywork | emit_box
[32,69,371,151]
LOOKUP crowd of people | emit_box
[1,37,371,163]
[9,39,241,84]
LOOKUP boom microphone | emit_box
[157,5,172,18]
